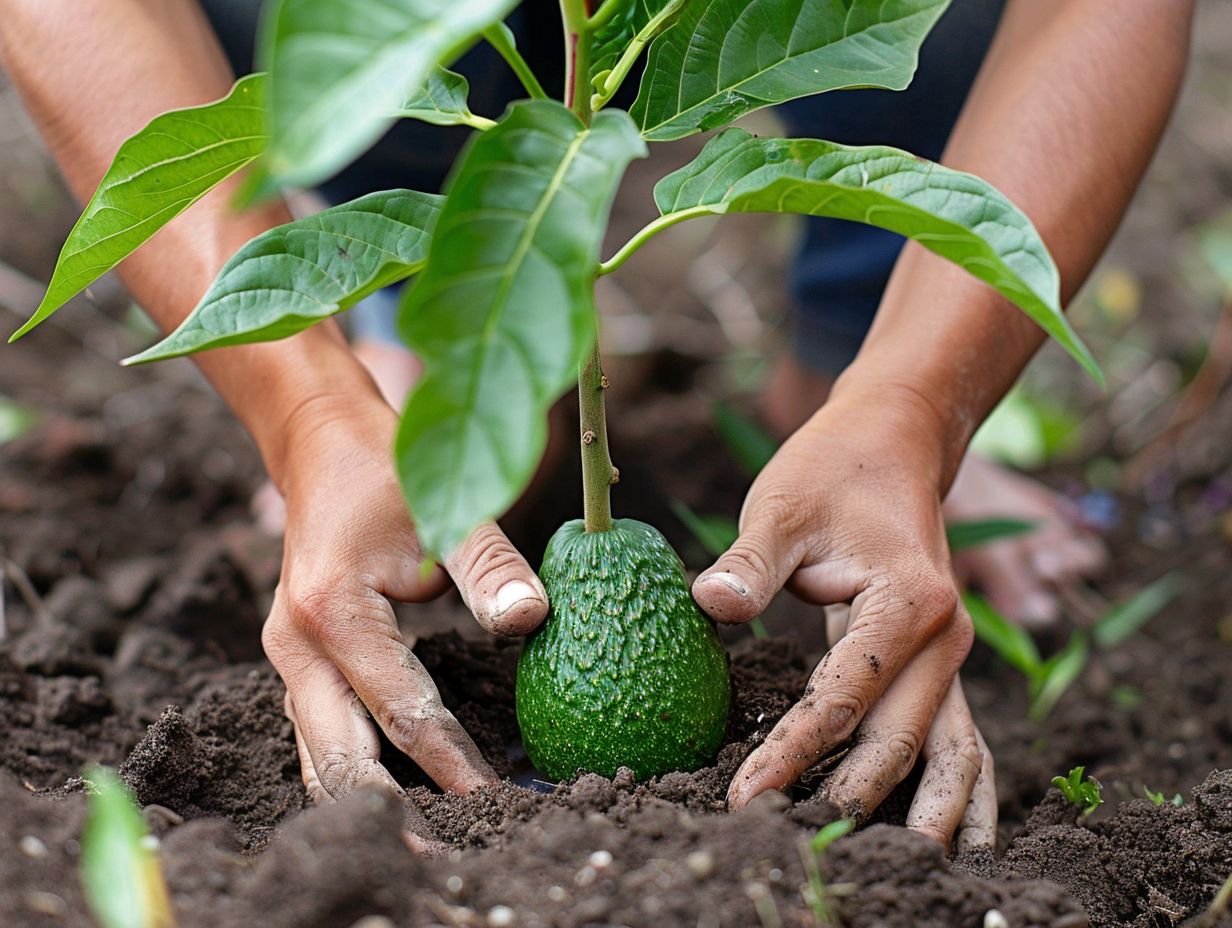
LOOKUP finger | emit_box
[956,727,998,854]
[821,628,968,823]
[1030,534,1107,584]
[444,522,547,636]
[904,680,986,848]
[728,577,959,807]
[310,588,499,793]
[281,655,404,799]
[284,690,448,852]
[286,693,330,805]
[693,506,802,624]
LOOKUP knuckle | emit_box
[883,730,923,779]
[381,696,447,754]
[905,575,959,639]
[955,734,985,779]
[461,528,523,582]
[314,750,354,797]
[802,687,865,741]
[286,586,346,644]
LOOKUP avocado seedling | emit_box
[81,766,175,928]
[800,818,855,926]
[14,0,1101,780]
[964,570,1180,721]
[1052,765,1103,816]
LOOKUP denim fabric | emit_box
[199,0,1004,360]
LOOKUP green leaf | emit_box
[963,591,1041,677]
[946,518,1038,553]
[10,75,266,341]
[712,401,777,475]
[1051,765,1102,816]
[670,500,739,558]
[81,767,174,928]
[397,102,647,556]
[630,0,950,141]
[1029,631,1089,722]
[123,190,442,364]
[810,818,854,855]
[259,0,518,188]
[589,0,686,103]
[394,67,494,129]
[1092,572,1180,650]
[653,130,1101,381]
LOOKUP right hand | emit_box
[260,395,548,851]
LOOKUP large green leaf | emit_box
[630,0,950,141]
[124,190,442,364]
[259,0,517,188]
[10,75,265,341]
[397,101,647,556]
[395,68,494,129]
[651,129,1100,379]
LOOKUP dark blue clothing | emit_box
[200,0,1004,371]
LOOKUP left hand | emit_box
[691,383,995,848]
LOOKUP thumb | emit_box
[693,510,801,624]
[445,522,548,637]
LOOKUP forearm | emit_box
[0,0,380,488]
[832,0,1194,486]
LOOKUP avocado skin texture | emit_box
[516,518,731,782]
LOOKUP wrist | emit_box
[208,325,391,492]
[824,371,968,493]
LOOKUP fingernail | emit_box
[702,571,748,596]
[494,579,541,617]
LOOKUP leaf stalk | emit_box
[483,26,549,101]
[590,0,687,111]
[598,206,714,275]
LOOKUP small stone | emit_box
[24,892,68,917]
[445,875,464,896]
[587,849,613,869]
[348,918,395,928]
[487,905,516,927]
[685,850,715,880]
[19,835,48,858]
[547,886,567,903]
[983,911,1009,928]
[575,865,597,887]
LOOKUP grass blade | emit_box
[946,518,1038,552]
[1092,572,1181,650]
[963,591,1041,677]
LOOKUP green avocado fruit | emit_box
[516,518,731,782]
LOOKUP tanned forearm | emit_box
[0,0,381,488]
[832,0,1195,487]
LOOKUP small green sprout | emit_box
[964,571,1180,721]
[1143,786,1183,807]
[1052,766,1103,816]
[800,818,854,926]
[81,766,175,928]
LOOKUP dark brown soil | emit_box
[4,5,1232,924]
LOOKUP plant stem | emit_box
[1213,870,1232,916]
[598,206,714,275]
[560,0,593,123]
[578,329,615,533]
[483,25,549,100]
[590,0,686,111]
[586,0,620,30]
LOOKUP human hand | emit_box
[260,394,547,851]
[692,383,991,848]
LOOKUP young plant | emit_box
[964,571,1180,721]
[80,766,175,928]
[1051,765,1103,816]
[13,0,1103,778]
[1143,786,1184,807]
[800,818,855,926]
